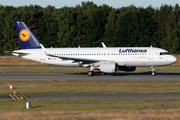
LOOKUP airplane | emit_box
[12,21,177,76]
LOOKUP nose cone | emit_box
[170,55,177,64]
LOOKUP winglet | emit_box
[102,42,107,48]
[40,44,51,56]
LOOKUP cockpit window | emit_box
[160,52,170,55]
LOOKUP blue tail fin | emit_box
[15,21,41,49]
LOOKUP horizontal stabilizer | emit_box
[12,50,30,57]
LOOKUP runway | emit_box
[25,93,180,98]
[1,93,180,99]
[0,73,180,81]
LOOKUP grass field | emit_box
[1,98,180,119]
[1,80,180,95]
[2,110,180,120]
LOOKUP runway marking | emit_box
[9,95,16,100]
[19,94,29,99]
[13,94,20,100]
[9,94,29,100]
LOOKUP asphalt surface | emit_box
[25,93,180,98]
[0,95,11,99]
[1,93,180,99]
[0,73,180,81]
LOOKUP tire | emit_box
[152,72,156,76]
[88,71,94,76]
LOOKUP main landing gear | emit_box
[88,71,94,76]
[87,71,107,76]
[88,66,94,76]
[151,66,156,76]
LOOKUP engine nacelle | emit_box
[118,66,136,71]
[99,63,118,73]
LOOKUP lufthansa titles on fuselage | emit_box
[119,49,147,53]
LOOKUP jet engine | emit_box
[98,63,118,73]
[118,66,136,71]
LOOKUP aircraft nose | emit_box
[170,55,177,64]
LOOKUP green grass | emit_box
[0,66,89,73]
[1,80,180,95]
[0,66,180,73]
[1,98,180,120]
[0,97,180,112]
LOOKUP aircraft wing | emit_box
[53,56,99,63]
[40,44,100,63]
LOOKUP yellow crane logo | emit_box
[19,29,30,42]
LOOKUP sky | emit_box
[0,0,180,9]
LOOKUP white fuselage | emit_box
[12,47,177,67]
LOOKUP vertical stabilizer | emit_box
[15,21,41,49]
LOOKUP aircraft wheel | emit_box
[152,72,156,76]
[88,71,94,76]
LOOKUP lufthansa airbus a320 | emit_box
[12,21,177,76]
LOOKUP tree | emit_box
[37,5,58,47]
[103,8,118,47]
[161,4,180,53]
[56,7,76,47]
[0,3,179,54]
[1,6,19,51]
[156,5,173,50]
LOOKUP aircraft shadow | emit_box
[73,72,180,76]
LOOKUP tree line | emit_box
[0,2,180,54]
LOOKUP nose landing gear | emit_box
[151,66,156,76]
